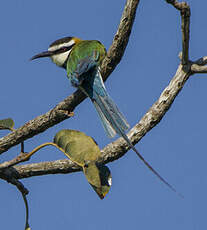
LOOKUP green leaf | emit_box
[54,129,101,166]
[98,165,112,198]
[83,162,101,188]
[83,163,112,199]
[53,129,112,199]
[0,118,14,130]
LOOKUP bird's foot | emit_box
[64,111,74,117]
[49,108,74,120]
[57,109,74,117]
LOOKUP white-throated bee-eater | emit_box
[31,36,181,196]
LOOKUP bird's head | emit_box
[31,36,81,68]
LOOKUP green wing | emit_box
[66,40,106,86]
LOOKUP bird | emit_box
[31,36,181,196]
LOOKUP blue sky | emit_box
[0,0,207,229]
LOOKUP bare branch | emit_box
[194,56,207,65]
[1,0,206,181]
[0,0,140,155]
[0,167,30,229]
[0,167,29,194]
[191,64,207,74]
[14,159,81,179]
[12,63,192,179]
[101,0,140,79]
[166,0,191,65]
[0,152,32,169]
[190,56,207,73]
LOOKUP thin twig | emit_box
[0,142,73,170]
[191,56,207,73]
[0,167,29,194]
[191,64,207,74]
[0,168,31,230]
[21,142,24,153]
[0,152,31,169]
[166,0,190,65]
[194,56,207,65]
[19,188,30,230]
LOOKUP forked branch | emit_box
[1,0,207,181]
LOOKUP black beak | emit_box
[30,51,53,61]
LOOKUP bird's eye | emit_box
[62,47,68,52]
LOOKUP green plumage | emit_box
[65,39,130,138]
[66,40,106,77]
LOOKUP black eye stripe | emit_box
[53,44,75,54]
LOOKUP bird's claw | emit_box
[66,111,74,117]
[60,110,75,117]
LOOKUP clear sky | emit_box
[0,0,206,229]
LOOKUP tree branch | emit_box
[166,0,190,65]
[191,56,207,73]
[13,62,192,179]
[0,167,29,194]
[191,64,207,74]
[1,0,207,181]
[0,0,140,155]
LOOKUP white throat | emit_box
[48,39,75,67]
[50,50,71,67]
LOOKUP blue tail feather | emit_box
[93,101,116,138]
[80,68,129,138]
[79,68,181,197]
[92,91,129,138]
[93,92,182,197]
